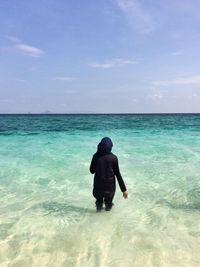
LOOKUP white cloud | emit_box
[15,79,26,82]
[151,93,163,99]
[171,50,184,56]
[153,75,200,86]
[146,93,163,101]
[6,35,21,43]
[116,0,156,34]
[188,93,198,99]
[53,76,75,81]
[90,58,136,68]
[15,44,44,57]
[0,98,14,103]
[6,36,44,57]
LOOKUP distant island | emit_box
[41,110,52,114]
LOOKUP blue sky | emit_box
[0,0,200,113]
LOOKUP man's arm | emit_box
[89,155,96,174]
[113,157,127,193]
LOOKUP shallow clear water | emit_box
[0,114,200,267]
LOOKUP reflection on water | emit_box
[40,201,94,216]
[156,187,200,212]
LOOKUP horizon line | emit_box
[0,112,200,115]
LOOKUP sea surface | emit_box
[0,114,200,267]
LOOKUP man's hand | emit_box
[123,191,128,199]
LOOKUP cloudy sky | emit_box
[0,0,200,113]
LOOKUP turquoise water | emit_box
[0,114,200,267]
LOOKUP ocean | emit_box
[0,114,200,267]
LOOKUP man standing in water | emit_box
[90,137,128,211]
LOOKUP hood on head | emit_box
[97,137,113,155]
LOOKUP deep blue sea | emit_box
[0,114,200,266]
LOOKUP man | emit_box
[90,137,128,211]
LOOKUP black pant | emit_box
[93,189,115,208]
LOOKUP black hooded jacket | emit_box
[90,138,127,194]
